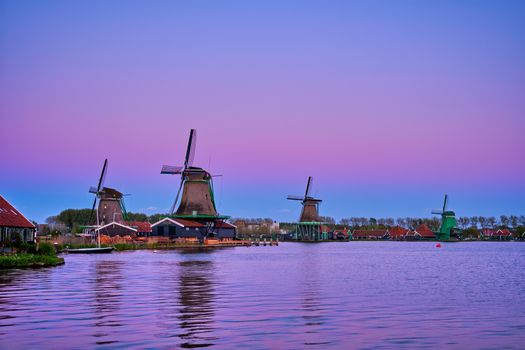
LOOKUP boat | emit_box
[65,247,114,254]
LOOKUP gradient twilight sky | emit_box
[1,0,524,223]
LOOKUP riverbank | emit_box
[0,253,65,268]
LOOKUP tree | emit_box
[500,215,509,228]
[126,212,148,222]
[470,216,479,228]
[487,217,496,229]
[478,216,487,228]
[339,218,351,225]
[509,215,518,229]
[458,217,469,229]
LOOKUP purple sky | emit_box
[1,0,524,223]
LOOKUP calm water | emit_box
[1,242,524,349]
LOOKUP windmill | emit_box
[287,176,326,241]
[287,176,322,222]
[161,129,218,217]
[431,194,459,241]
[89,159,126,227]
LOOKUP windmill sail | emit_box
[185,129,197,168]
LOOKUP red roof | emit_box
[352,229,389,238]
[214,221,236,229]
[389,226,408,239]
[0,195,36,229]
[496,229,512,237]
[415,224,435,238]
[126,221,152,233]
[173,218,205,228]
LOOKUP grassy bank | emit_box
[0,242,65,269]
[0,253,65,268]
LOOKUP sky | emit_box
[1,0,524,223]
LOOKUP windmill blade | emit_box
[89,196,97,225]
[443,194,448,212]
[431,210,443,215]
[304,176,312,199]
[89,186,99,194]
[94,158,108,194]
[161,165,183,174]
[287,195,304,200]
[170,179,185,215]
[212,174,223,177]
[184,129,197,168]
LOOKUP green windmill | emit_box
[431,194,460,241]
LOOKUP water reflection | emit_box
[177,259,217,348]
[298,246,331,347]
[90,260,124,345]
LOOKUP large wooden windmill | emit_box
[161,129,218,217]
[89,159,128,226]
[431,194,460,241]
[287,176,327,241]
[157,129,236,241]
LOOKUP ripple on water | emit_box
[0,242,524,349]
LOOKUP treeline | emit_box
[337,215,525,230]
[44,209,169,234]
[43,209,525,235]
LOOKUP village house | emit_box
[332,228,351,240]
[389,226,409,240]
[0,194,36,244]
[414,224,436,240]
[352,229,389,240]
[489,229,513,240]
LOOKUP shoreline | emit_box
[0,253,65,269]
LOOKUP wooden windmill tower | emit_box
[287,176,327,241]
[431,194,460,241]
[89,159,128,226]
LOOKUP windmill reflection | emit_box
[91,260,123,344]
[177,259,217,348]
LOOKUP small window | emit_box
[186,227,189,231]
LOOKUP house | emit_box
[333,228,350,240]
[352,229,389,240]
[126,221,152,236]
[0,195,36,244]
[214,221,236,239]
[414,224,436,240]
[389,226,408,240]
[96,221,138,237]
[491,229,513,240]
[404,230,420,240]
[151,218,236,240]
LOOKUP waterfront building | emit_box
[151,217,235,240]
[352,229,389,240]
[0,195,36,243]
[414,224,436,240]
[389,226,408,240]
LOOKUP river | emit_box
[1,242,524,349]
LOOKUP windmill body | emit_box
[97,187,125,226]
[287,176,328,241]
[156,129,235,241]
[431,194,461,241]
